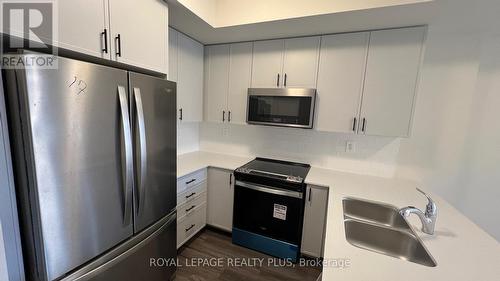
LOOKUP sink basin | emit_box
[342,198,437,267]
[343,197,410,230]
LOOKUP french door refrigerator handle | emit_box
[118,86,133,225]
[134,87,147,215]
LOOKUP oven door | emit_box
[247,88,316,128]
[233,180,304,245]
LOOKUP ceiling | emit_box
[167,0,437,44]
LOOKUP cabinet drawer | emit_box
[177,191,207,221]
[177,203,206,248]
[177,181,207,207]
[177,168,207,194]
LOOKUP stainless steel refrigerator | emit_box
[3,54,177,281]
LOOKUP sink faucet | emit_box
[399,188,438,235]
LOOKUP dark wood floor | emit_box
[174,229,322,281]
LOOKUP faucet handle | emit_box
[416,188,437,216]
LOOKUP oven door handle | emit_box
[235,181,303,199]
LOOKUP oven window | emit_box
[248,96,312,126]
[233,185,304,244]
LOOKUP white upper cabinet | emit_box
[251,40,284,88]
[57,0,110,59]
[108,0,168,73]
[360,27,425,137]
[177,32,204,122]
[204,42,253,124]
[316,32,369,133]
[204,44,230,123]
[251,37,320,88]
[282,37,320,88]
[168,27,178,82]
[227,42,253,124]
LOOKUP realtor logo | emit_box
[1,0,58,69]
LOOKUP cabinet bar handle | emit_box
[276,74,280,87]
[101,29,108,53]
[185,192,196,199]
[228,111,231,122]
[308,187,312,202]
[185,224,195,232]
[352,117,357,132]
[179,108,183,120]
[362,118,366,132]
[222,110,225,122]
[185,179,196,185]
[284,73,287,87]
[186,205,196,213]
[115,34,122,57]
[229,174,232,185]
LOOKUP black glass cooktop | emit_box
[236,158,311,183]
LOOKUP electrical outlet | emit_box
[222,126,229,137]
[345,141,356,153]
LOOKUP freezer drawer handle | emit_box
[134,87,148,214]
[185,224,195,232]
[185,205,196,213]
[118,86,133,225]
[185,179,196,185]
[185,192,196,199]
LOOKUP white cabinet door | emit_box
[178,33,204,122]
[227,42,253,124]
[204,45,230,123]
[108,0,168,73]
[206,168,234,232]
[360,27,425,137]
[282,37,320,88]
[251,39,284,88]
[57,0,110,59]
[315,33,369,133]
[168,27,178,82]
[301,185,328,258]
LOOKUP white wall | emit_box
[200,122,401,178]
[177,122,200,155]
[395,1,500,241]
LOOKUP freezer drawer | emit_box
[62,212,177,281]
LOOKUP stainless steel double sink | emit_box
[343,198,437,267]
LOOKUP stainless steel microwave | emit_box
[246,88,316,129]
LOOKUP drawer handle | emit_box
[185,224,195,232]
[185,192,196,199]
[186,205,196,213]
[185,179,196,185]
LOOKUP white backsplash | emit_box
[177,122,200,155]
[200,122,401,178]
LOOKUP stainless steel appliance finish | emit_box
[343,198,437,267]
[60,211,176,281]
[129,73,177,232]
[4,54,177,281]
[246,88,316,129]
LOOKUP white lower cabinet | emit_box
[301,185,329,258]
[176,169,207,248]
[206,167,234,232]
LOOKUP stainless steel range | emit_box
[232,158,311,262]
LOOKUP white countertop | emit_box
[177,151,500,281]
